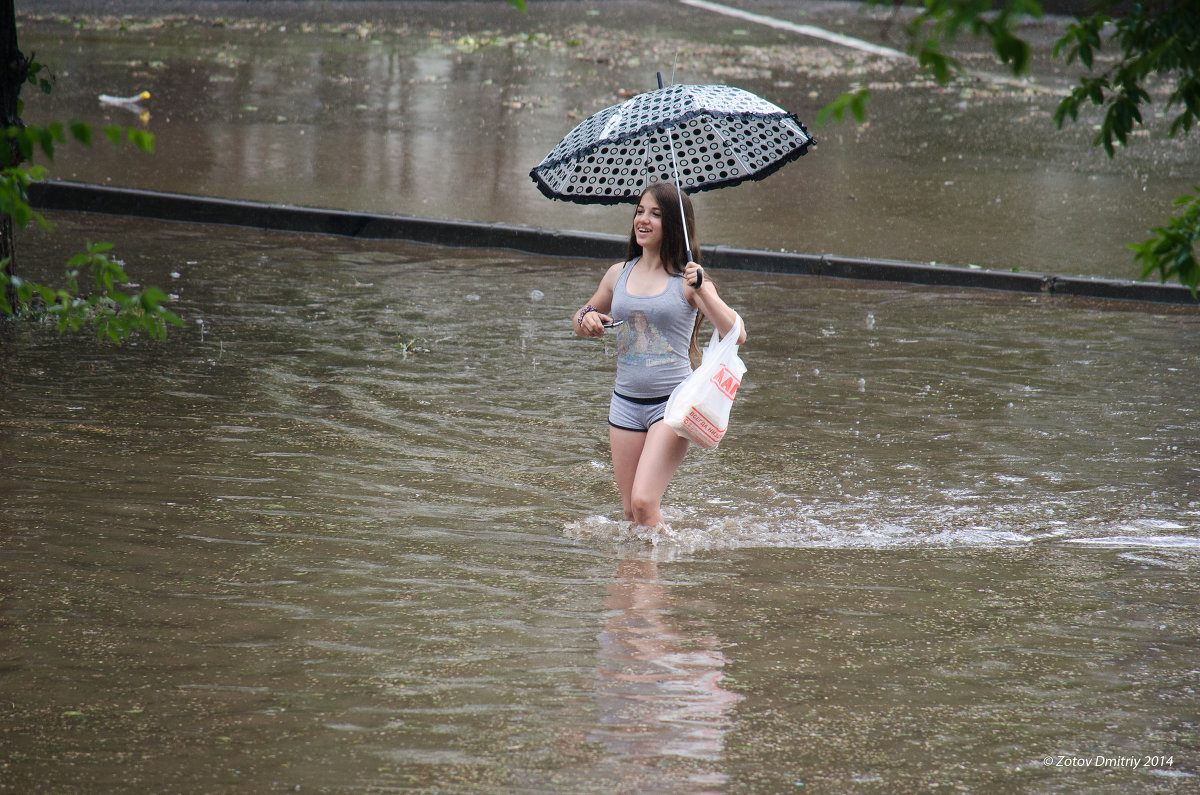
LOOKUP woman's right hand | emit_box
[575,265,622,338]
[578,310,613,338]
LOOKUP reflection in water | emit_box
[20,3,1200,279]
[592,559,741,791]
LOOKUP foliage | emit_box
[3,117,155,166]
[829,0,1200,293]
[815,86,871,126]
[1,58,182,340]
[0,121,181,341]
[1053,3,1200,157]
[1129,188,1200,293]
[894,0,1044,83]
[24,54,53,97]
[2,240,181,342]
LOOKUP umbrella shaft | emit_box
[666,129,693,263]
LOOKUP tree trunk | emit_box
[0,0,26,310]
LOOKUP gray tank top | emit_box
[611,258,697,398]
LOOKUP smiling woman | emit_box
[573,182,746,530]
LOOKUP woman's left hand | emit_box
[684,261,705,289]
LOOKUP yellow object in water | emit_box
[98,90,150,105]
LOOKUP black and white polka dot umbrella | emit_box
[529,82,814,205]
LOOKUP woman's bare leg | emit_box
[609,426,648,521]
[628,423,690,527]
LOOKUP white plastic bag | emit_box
[664,315,746,449]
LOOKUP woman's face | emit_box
[633,191,663,250]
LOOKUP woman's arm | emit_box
[683,262,747,344]
[574,261,623,338]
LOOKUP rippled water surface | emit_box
[2,214,1199,791]
[21,0,1200,280]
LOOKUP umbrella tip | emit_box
[656,71,664,89]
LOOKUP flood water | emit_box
[7,1,1200,791]
[3,212,1199,791]
[21,0,1200,280]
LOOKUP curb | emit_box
[28,180,1198,306]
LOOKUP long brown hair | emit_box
[625,182,707,367]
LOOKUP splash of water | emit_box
[564,503,1200,556]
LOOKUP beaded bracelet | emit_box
[576,304,597,329]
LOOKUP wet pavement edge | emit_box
[28,180,1200,306]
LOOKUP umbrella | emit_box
[529,79,814,207]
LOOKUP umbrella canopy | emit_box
[530,83,814,205]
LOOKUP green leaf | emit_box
[127,129,155,153]
[139,286,169,308]
[993,30,1031,73]
[69,122,92,146]
[161,307,184,328]
[918,46,955,85]
[815,88,871,127]
[1053,95,1078,127]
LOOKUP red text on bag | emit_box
[710,365,741,401]
[683,407,724,448]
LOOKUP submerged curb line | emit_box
[29,180,1198,305]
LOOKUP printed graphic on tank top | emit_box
[610,259,696,399]
[617,311,678,369]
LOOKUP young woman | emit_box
[574,182,747,529]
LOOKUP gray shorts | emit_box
[608,391,671,433]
